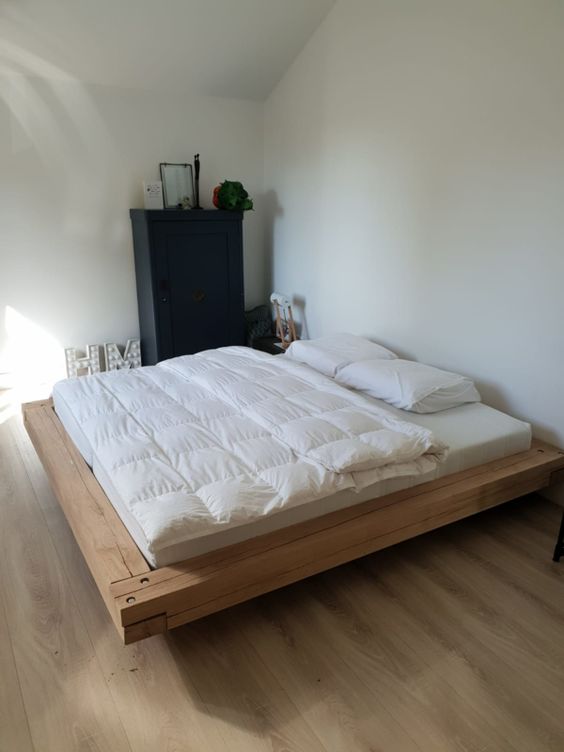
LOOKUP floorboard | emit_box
[0,421,131,752]
[0,581,35,752]
[2,407,564,751]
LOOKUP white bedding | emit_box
[53,347,531,568]
[52,348,447,556]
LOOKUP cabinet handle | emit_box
[161,297,168,303]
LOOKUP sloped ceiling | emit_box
[0,0,335,100]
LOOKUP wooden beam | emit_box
[113,442,564,632]
[550,467,564,486]
[22,400,150,634]
[123,614,167,644]
[22,399,564,644]
[111,440,559,599]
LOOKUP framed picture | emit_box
[159,163,194,209]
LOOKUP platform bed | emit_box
[23,398,564,644]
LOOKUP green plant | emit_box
[213,180,253,211]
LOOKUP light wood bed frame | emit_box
[23,398,564,644]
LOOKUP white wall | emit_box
[0,76,264,393]
[265,0,564,451]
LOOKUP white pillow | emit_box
[285,333,397,377]
[336,359,481,413]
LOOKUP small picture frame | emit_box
[159,163,194,209]
[143,181,164,210]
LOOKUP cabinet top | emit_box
[130,209,243,221]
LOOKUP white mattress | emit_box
[54,378,531,568]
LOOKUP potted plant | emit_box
[212,180,253,211]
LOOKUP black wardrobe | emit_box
[130,210,245,365]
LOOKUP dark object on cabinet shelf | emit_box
[193,154,202,210]
[130,209,245,365]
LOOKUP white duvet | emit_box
[52,347,447,554]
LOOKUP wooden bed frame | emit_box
[23,398,564,644]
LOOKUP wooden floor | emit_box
[2,406,564,752]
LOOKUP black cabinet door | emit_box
[153,220,244,359]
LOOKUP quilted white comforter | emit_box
[52,347,447,554]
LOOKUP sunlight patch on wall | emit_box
[2,306,64,401]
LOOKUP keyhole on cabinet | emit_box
[159,279,169,304]
[193,289,206,303]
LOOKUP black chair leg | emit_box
[553,508,564,562]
